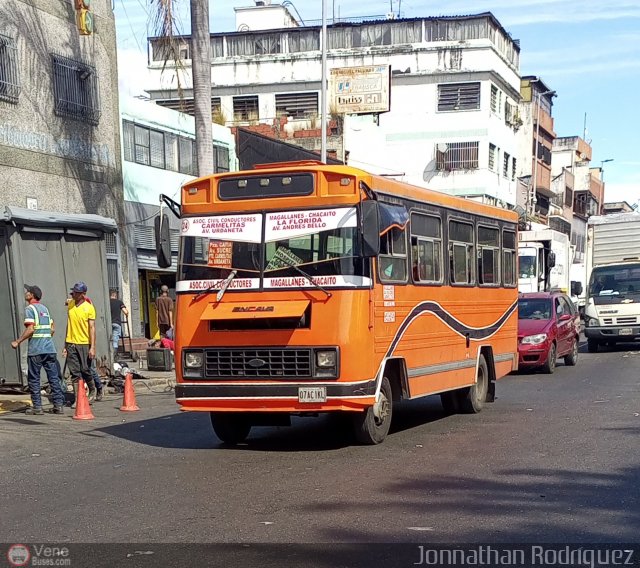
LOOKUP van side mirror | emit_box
[547,251,556,269]
[154,213,172,268]
[571,281,583,296]
[360,200,380,257]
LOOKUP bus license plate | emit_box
[619,328,633,336]
[298,386,327,403]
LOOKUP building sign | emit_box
[330,65,391,114]
[207,241,233,268]
[264,207,357,242]
[180,214,263,242]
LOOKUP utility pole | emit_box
[320,0,328,163]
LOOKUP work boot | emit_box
[25,407,44,415]
[95,388,103,402]
[52,405,64,415]
[71,382,78,409]
[86,378,96,404]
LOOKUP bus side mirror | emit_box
[361,200,380,257]
[547,251,556,269]
[155,213,172,268]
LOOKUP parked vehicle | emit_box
[518,226,572,295]
[517,291,581,373]
[584,213,640,352]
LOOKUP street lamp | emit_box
[529,89,557,220]
[600,158,614,183]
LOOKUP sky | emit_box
[113,0,640,205]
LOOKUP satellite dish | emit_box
[436,143,449,153]
[237,23,250,31]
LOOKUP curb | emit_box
[0,400,31,414]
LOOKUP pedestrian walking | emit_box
[64,281,97,405]
[110,289,129,353]
[155,284,174,337]
[11,285,65,415]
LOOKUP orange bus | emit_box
[156,161,519,445]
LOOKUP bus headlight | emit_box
[316,350,337,368]
[185,352,204,368]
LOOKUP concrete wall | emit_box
[0,0,130,335]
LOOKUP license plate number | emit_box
[298,386,327,403]
[619,328,633,336]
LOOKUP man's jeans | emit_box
[112,323,122,351]
[91,359,102,391]
[27,353,65,408]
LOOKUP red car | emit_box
[517,291,581,373]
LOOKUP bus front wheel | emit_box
[352,376,393,445]
[210,413,251,445]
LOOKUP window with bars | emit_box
[489,143,496,172]
[156,97,221,117]
[214,145,230,173]
[503,152,510,178]
[275,92,318,119]
[0,34,20,104]
[437,82,480,111]
[511,157,517,181]
[51,54,100,125]
[233,95,259,121]
[436,141,479,171]
[490,85,500,114]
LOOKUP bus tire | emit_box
[587,338,599,353]
[352,376,393,445]
[458,355,489,414]
[210,413,251,445]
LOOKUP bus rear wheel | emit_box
[352,376,393,445]
[457,355,489,414]
[210,413,251,445]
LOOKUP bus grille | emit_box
[204,348,313,379]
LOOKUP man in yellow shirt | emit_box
[63,281,97,404]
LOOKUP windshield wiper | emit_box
[191,270,237,304]
[272,256,332,298]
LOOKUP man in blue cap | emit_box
[63,281,97,404]
[11,285,65,414]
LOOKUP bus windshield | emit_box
[178,206,370,289]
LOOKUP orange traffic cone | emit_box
[73,379,95,421]
[120,372,140,412]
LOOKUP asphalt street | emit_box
[1,343,639,547]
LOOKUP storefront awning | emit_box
[201,300,310,320]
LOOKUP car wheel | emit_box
[587,338,599,353]
[542,342,556,374]
[352,376,393,445]
[210,413,251,445]
[564,337,579,366]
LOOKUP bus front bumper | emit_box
[175,380,377,412]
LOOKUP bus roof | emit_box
[183,161,518,223]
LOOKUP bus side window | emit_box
[379,227,407,283]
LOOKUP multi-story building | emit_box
[0,0,125,383]
[120,97,237,338]
[552,136,602,264]
[145,3,522,207]
[517,76,558,224]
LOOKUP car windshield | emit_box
[588,264,640,297]
[518,298,552,320]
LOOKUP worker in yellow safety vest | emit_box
[11,285,65,415]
